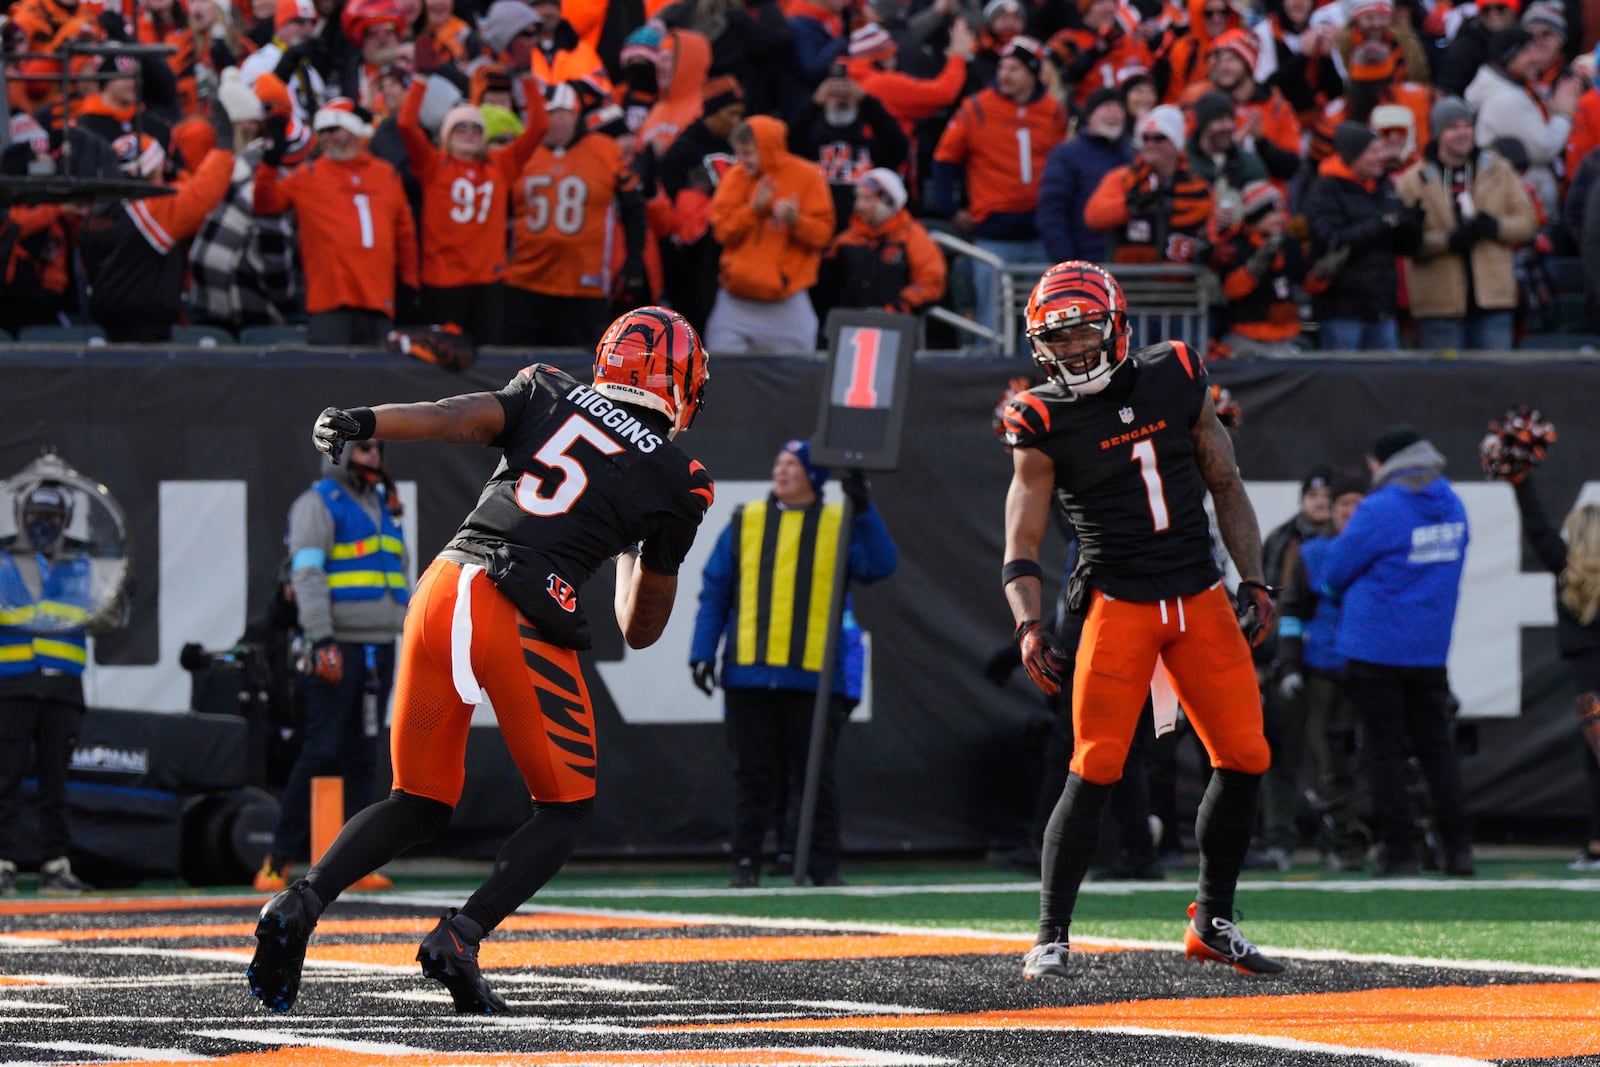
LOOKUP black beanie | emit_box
[1329,469,1371,500]
[1193,90,1235,132]
[1371,424,1423,462]
[1489,24,1532,67]
[1334,121,1378,165]
[1300,465,1334,498]
[1082,87,1123,121]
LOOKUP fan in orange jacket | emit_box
[1307,43,1429,163]
[524,0,610,90]
[9,0,102,106]
[844,20,971,141]
[1192,28,1302,185]
[817,167,946,317]
[1084,103,1213,264]
[503,80,647,348]
[397,74,548,333]
[1047,0,1152,108]
[706,114,834,352]
[254,99,420,343]
[638,28,711,161]
[1156,0,1240,102]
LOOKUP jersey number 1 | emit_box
[515,415,624,516]
[1130,439,1170,532]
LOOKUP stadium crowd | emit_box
[1,0,1597,350]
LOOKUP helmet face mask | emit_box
[592,307,709,438]
[1025,261,1130,396]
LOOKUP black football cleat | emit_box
[247,881,322,1012]
[418,910,509,1014]
[1182,902,1286,976]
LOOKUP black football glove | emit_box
[1016,619,1068,696]
[691,660,716,695]
[841,469,871,513]
[1235,579,1277,648]
[313,407,364,463]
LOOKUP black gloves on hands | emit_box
[1452,212,1501,252]
[1235,579,1277,648]
[1016,619,1068,696]
[1126,185,1165,216]
[842,469,871,513]
[313,407,368,463]
[260,113,291,167]
[691,661,716,695]
[1244,234,1282,279]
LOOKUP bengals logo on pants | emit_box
[546,573,577,613]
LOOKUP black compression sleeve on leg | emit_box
[304,789,453,905]
[459,798,594,935]
[1038,773,1113,943]
[1194,768,1261,928]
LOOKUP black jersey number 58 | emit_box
[515,414,624,516]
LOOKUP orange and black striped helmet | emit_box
[594,307,709,438]
[1024,261,1130,395]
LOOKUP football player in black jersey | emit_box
[247,307,715,1016]
[999,262,1285,980]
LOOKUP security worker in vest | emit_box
[689,440,898,887]
[0,483,96,896]
[257,444,409,892]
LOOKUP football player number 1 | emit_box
[516,415,624,516]
[1130,440,1171,532]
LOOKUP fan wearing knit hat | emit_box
[1209,178,1314,358]
[1464,18,1580,216]
[392,58,555,332]
[1391,94,1537,350]
[1045,0,1153,108]
[1203,27,1304,182]
[818,165,947,315]
[1336,0,1432,87]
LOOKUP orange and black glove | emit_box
[1015,619,1068,696]
[1235,580,1277,648]
[311,638,344,685]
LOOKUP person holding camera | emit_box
[1315,426,1473,877]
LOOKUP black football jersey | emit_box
[444,364,714,648]
[1003,341,1220,601]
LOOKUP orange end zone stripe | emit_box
[288,933,1127,970]
[0,895,269,916]
[660,981,1600,1061]
[5,912,695,943]
[62,1049,884,1067]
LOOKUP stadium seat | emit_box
[238,324,308,346]
[171,324,237,346]
[1545,256,1584,295]
[17,324,107,344]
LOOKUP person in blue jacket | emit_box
[689,440,898,887]
[1036,88,1133,265]
[1317,425,1474,877]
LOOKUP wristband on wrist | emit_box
[1001,558,1044,586]
[347,407,377,440]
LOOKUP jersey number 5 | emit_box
[515,415,624,516]
[1130,439,1171,532]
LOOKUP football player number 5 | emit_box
[1130,440,1171,532]
[516,415,624,516]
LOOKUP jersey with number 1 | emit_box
[1002,341,1218,601]
[444,364,714,647]
[932,86,1065,223]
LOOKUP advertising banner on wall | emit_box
[3,350,1595,855]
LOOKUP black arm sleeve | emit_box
[1514,477,1569,575]
[860,95,910,172]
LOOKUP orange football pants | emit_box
[389,558,599,807]
[1070,584,1269,784]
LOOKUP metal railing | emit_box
[928,230,1212,354]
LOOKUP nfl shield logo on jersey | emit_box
[1119,406,1135,424]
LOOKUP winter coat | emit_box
[1302,154,1423,322]
[1396,146,1538,318]
[1037,129,1134,262]
[1465,64,1571,216]
[1318,440,1468,668]
[816,207,947,317]
[710,115,835,301]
